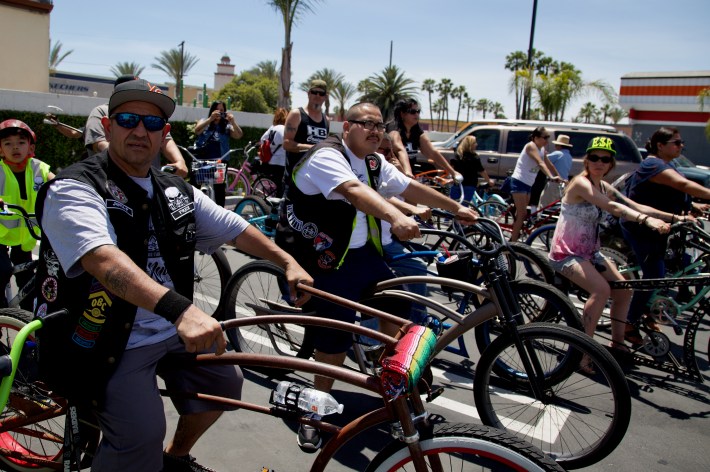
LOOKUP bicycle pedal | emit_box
[425,386,445,402]
[673,325,683,336]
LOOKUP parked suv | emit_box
[423,120,642,183]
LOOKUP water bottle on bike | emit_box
[270,381,343,415]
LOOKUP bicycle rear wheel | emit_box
[193,249,231,318]
[525,223,556,253]
[234,196,272,235]
[366,423,564,472]
[0,309,99,471]
[474,323,631,470]
[251,177,278,199]
[221,260,305,358]
[225,168,251,196]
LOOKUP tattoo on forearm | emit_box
[104,267,130,298]
[286,125,297,133]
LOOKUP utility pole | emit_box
[389,40,393,68]
[522,0,538,119]
[178,41,185,106]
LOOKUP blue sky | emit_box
[50,0,709,121]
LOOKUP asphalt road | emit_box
[160,247,710,472]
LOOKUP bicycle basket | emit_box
[435,253,475,291]
[192,160,220,185]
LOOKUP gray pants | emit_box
[90,335,243,472]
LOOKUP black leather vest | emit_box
[33,152,196,406]
[276,136,382,274]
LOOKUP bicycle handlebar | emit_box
[0,203,41,240]
[419,217,509,258]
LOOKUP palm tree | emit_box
[249,60,279,80]
[451,86,467,131]
[432,98,445,130]
[608,107,627,124]
[49,40,73,76]
[437,78,453,126]
[489,102,505,119]
[357,65,417,122]
[152,47,199,99]
[577,102,600,123]
[698,88,710,141]
[599,103,614,124]
[299,68,344,117]
[505,50,527,119]
[331,81,356,120]
[476,99,491,119]
[267,0,322,108]
[463,95,475,122]
[421,78,437,122]
[110,61,145,78]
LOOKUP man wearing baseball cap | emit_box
[84,75,188,176]
[539,134,574,207]
[33,79,312,471]
[282,78,330,196]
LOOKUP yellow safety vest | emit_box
[0,158,50,250]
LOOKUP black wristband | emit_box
[154,290,192,323]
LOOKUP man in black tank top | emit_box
[283,79,330,192]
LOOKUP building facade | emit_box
[0,0,53,93]
[619,71,710,165]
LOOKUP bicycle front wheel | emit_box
[251,177,278,199]
[193,249,231,317]
[474,323,631,470]
[221,260,305,357]
[0,308,100,471]
[366,423,564,472]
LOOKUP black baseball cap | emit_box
[108,79,176,118]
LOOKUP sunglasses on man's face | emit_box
[405,109,421,115]
[309,90,326,96]
[587,154,613,164]
[110,113,166,132]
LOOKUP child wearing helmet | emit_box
[0,119,55,309]
[547,136,673,371]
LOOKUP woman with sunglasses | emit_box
[548,137,671,370]
[509,127,563,241]
[388,98,460,182]
[621,127,710,344]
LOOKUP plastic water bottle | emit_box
[436,252,447,263]
[236,182,245,197]
[271,381,344,416]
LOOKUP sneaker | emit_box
[297,417,322,453]
[163,452,216,472]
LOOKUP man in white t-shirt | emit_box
[276,102,478,451]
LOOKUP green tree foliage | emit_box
[267,0,323,108]
[331,81,357,120]
[49,41,73,75]
[152,48,199,88]
[357,65,418,122]
[421,78,437,124]
[110,61,145,78]
[214,71,278,113]
[248,60,279,81]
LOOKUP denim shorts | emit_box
[549,251,609,277]
[510,177,532,194]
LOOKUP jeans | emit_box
[384,240,429,324]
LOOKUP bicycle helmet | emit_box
[586,136,616,156]
[0,119,36,144]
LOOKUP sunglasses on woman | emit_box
[587,154,613,164]
[110,113,167,132]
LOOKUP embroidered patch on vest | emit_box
[106,180,128,203]
[317,250,336,270]
[366,155,380,171]
[36,303,48,319]
[107,199,134,217]
[72,289,113,349]
[43,249,61,277]
[314,232,332,251]
[41,277,58,302]
[286,204,304,232]
[302,222,318,239]
[33,176,44,191]
[165,186,194,220]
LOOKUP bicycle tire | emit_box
[474,279,582,359]
[366,422,564,472]
[221,260,305,358]
[225,168,251,196]
[251,177,278,199]
[0,309,100,471]
[193,248,231,318]
[476,201,512,234]
[234,195,272,233]
[525,223,557,253]
[473,323,631,469]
